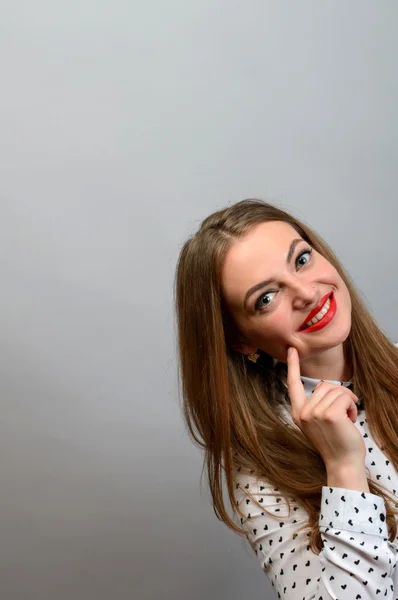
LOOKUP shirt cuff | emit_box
[319,486,388,537]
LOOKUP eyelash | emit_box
[254,247,313,312]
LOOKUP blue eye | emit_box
[296,248,312,268]
[255,290,276,311]
[254,248,313,311]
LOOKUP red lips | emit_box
[298,291,333,332]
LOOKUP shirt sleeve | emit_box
[234,469,398,599]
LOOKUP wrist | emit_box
[326,461,369,493]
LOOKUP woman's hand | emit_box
[286,347,367,472]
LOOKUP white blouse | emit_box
[234,343,398,599]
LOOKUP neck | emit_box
[298,344,352,382]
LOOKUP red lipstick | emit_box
[297,292,335,333]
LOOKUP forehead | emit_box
[221,221,302,306]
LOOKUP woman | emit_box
[174,199,398,599]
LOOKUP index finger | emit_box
[286,347,306,414]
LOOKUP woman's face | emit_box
[221,220,352,364]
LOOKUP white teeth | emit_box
[304,297,331,328]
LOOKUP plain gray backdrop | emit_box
[1,2,397,599]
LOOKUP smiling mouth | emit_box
[298,293,333,331]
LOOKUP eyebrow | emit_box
[243,238,305,310]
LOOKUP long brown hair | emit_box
[174,199,398,552]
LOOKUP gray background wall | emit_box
[1,2,397,599]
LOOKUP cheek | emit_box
[254,314,291,358]
[270,312,288,331]
[341,285,352,317]
[256,312,290,342]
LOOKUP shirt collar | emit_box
[275,361,362,408]
[297,374,354,398]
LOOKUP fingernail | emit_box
[288,347,293,358]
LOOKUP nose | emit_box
[290,279,318,310]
